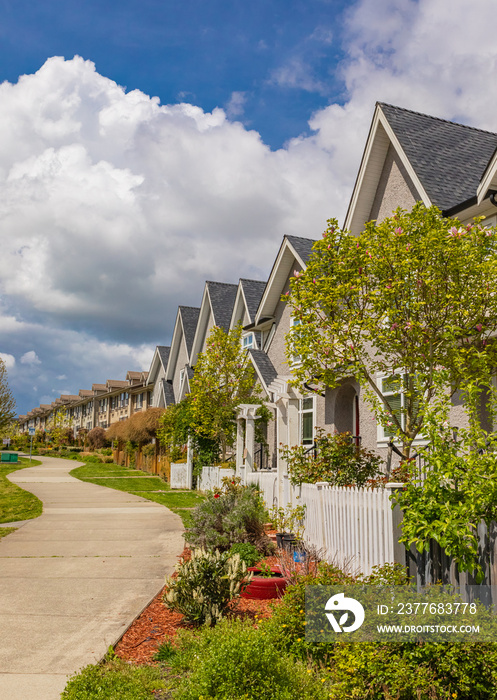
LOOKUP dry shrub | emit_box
[87,427,108,449]
[106,408,165,446]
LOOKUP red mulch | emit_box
[115,549,282,665]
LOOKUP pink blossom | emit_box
[476,324,483,332]
[450,226,458,235]
[312,278,317,284]
[293,270,301,278]
[390,323,398,330]
[395,227,403,234]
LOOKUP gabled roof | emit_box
[380,103,497,213]
[345,102,497,233]
[179,307,201,356]
[254,235,317,325]
[105,379,128,391]
[162,379,175,406]
[165,307,201,382]
[248,349,278,396]
[147,346,171,385]
[190,281,238,366]
[206,281,238,332]
[230,278,267,329]
[79,389,93,398]
[92,383,107,392]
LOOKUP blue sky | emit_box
[1,0,497,416]
[0,0,350,149]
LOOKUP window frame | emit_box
[299,396,315,446]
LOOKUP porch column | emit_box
[245,415,256,473]
[235,418,244,478]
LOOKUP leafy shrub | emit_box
[98,447,113,456]
[170,618,329,700]
[186,477,273,553]
[262,560,356,664]
[325,641,497,700]
[61,653,168,699]
[103,456,114,463]
[82,454,103,463]
[280,428,383,487]
[228,542,260,567]
[163,547,249,626]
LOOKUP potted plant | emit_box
[268,504,306,550]
[241,561,288,600]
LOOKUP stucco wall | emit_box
[172,335,189,401]
[369,144,420,222]
[266,273,296,375]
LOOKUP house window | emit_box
[242,333,255,350]
[179,368,185,385]
[299,397,314,446]
[377,373,419,442]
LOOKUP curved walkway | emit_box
[0,456,184,700]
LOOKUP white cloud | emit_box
[0,353,16,369]
[20,351,41,365]
[56,374,67,380]
[225,91,247,119]
[0,56,338,351]
[4,3,497,414]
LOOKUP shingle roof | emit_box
[92,384,107,391]
[206,282,238,332]
[162,379,175,406]
[179,307,200,355]
[240,279,266,323]
[379,103,497,212]
[248,349,278,391]
[157,346,170,370]
[285,236,317,265]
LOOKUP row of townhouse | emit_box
[18,103,497,487]
[18,371,153,438]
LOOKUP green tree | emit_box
[159,323,270,466]
[0,359,16,435]
[286,204,497,456]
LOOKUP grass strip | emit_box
[0,457,43,524]
[70,462,205,527]
[0,526,17,539]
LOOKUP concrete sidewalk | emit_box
[0,456,184,700]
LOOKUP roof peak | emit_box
[378,102,497,138]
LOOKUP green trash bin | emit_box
[1,452,18,463]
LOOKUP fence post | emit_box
[385,483,407,567]
[316,482,328,553]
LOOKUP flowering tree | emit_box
[286,204,497,456]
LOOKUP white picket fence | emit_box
[198,466,236,491]
[246,470,397,576]
[246,470,278,508]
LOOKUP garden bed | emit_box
[115,550,282,665]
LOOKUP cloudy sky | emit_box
[1,0,496,415]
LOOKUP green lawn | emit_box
[0,526,17,539]
[70,462,205,527]
[0,457,43,524]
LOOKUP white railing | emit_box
[246,470,278,508]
